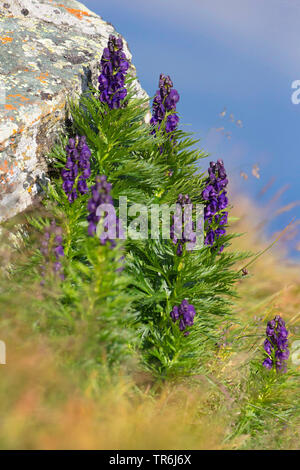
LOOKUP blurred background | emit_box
[85,0,300,260]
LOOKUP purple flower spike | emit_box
[170,193,195,257]
[262,315,289,373]
[87,175,122,249]
[264,339,273,355]
[170,299,196,335]
[150,74,180,136]
[98,35,129,109]
[170,305,180,322]
[263,358,273,370]
[62,135,92,203]
[202,159,228,252]
[40,221,64,283]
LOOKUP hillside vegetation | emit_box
[0,35,299,450]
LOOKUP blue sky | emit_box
[85,0,300,257]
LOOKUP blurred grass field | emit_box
[0,193,299,450]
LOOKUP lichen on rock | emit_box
[0,0,146,222]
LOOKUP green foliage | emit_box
[1,75,299,450]
[4,78,246,380]
[228,358,300,449]
[214,313,300,449]
[126,237,246,379]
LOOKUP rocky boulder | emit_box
[0,0,146,221]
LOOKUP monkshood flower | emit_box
[87,175,113,236]
[263,315,290,373]
[98,35,129,109]
[150,74,180,134]
[202,159,228,252]
[170,299,196,336]
[170,193,196,257]
[40,221,64,284]
[87,175,122,248]
[62,136,91,203]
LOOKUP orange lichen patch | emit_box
[0,180,16,193]
[12,126,24,136]
[0,98,65,149]
[0,160,9,174]
[35,72,49,83]
[5,95,31,110]
[27,98,65,129]
[56,4,90,20]
[0,36,13,44]
[7,94,30,102]
[5,104,17,111]
[0,160,15,178]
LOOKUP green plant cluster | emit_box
[9,78,249,380]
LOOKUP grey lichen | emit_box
[0,0,147,222]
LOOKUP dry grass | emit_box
[0,323,228,449]
[0,194,299,450]
[230,194,300,325]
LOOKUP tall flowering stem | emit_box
[87,175,121,248]
[150,74,180,134]
[170,299,196,336]
[98,35,129,109]
[62,136,91,203]
[202,159,228,252]
[263,315,289,373]
[170,193,196,257]
[40,221,64,283]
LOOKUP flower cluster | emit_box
[87,175,122,248]
[62,136,91,203]
[202,159,228,252]
[98,35,129,109]
[170,299,196,336]
[170,193,196,256]
[263,315,289,373]
[40,221,64,283]
[150,74,180,134]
